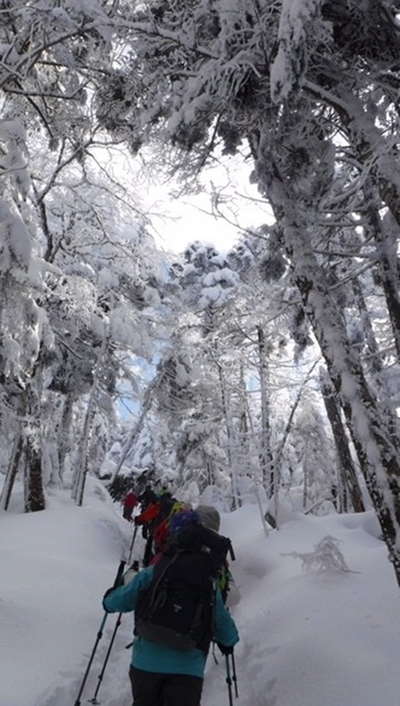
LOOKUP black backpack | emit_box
[135,524,234,653]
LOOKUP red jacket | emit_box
[135,501,160,525]
[124,491,138,511]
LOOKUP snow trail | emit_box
[1,482,400,706]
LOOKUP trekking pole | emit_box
[225,654,233,706]
[127,524,138,565]
[88,611,123,705]
[73,559,126,706]
[87,557,140,705]
[231,651,239,698]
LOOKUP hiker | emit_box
[103,505,239,706]
[122,489,139,522]
[149,503,194,565]
[136,486,157,541]
[138,485,157,512]
[194,505,236,604]
[135,492,176,566]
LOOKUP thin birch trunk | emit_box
[217,363,240,510]
[58,393,74,482]
[74,387,97,506]
[257,325,274,497]
[238,361,250,471]
[73,328,109,505]
[302,443,309,511]
[274,359,319,482]
[245,390,269,537]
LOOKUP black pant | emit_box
[129,666,203,706]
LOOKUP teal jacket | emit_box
[103,565,239,678]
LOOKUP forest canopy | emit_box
[2,1,400,588]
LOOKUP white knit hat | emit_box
[196,505,221,533]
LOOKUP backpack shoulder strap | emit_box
[146,551,182,609]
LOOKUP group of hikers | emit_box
[102,482,240,706]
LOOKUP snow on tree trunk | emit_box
[58,393,74,482]
[274,359,319,483]
[302,439,309,511]
[361,194,400,361]
[319,367,365,513]
[276,193,400,586]
[352,277,383,377]
[73,329,109,505]
[23,384,45,513]
[74,389,97,507]
[337,95,400,358]
[257,325,274,497]
[217,362,241,510]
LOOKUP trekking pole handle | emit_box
[228,542,236,562]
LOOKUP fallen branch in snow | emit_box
[282,535,359,574]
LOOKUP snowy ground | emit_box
[1,480,400,706]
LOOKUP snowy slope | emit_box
[210,507,400,706]
[1,482,399,706]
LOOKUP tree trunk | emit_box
[73,386,97,506]
[73,328,111,504]
[58,393,74,481]
[217,363,240,510]
[257,325,274,496]
[275,196,400,585]
[274,359,319,482]
[352,277,383,376]
[335,92,400,358]
[302,444,309,511]
[238,360,251,473]
[0,432,24,511]
[319,367,365,512]
[24,432,45,512]
[362,192,400,361]
[23,385,45,512]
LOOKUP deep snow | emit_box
[1,479,400,706]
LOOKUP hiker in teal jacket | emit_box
[103,506,239,706]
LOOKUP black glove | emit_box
[134,516,142,526]
[217,642,233,656]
